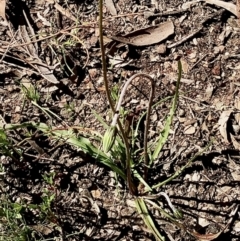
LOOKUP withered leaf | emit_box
[0,0,6,20]
[230,133,240,150]
[105,0,117,15]
[237,0,240,25]
[185,0,238,17]
[110,21,174,46]
[218,110,232,143]
[204,0,237,16]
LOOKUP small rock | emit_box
[198,217,210,228]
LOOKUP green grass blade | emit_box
[37,124,127,180]
[91,109,110,129]
[152,141,212,190]
[152,61,182,160]
[133,170,152,192]
[135,198,165,241]
[2,122,127,180]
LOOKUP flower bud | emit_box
[102,126,116,153]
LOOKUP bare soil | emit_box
[0,0,240,240]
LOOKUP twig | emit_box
[167,27,202,49]
[144,9,188,18]
[189,53,208,71]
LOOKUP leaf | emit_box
[105,0,117,15]
[135,198,166,241]
[203,0,237,16]
[183,0,238,17]
[152,60,182,160]
[237,0,240,24]
[110,21,174,46]
[2,122,127,180]
[218,110,232,143]
[191,230,224,241]
[230,133,240,150]
[0,0,6,20]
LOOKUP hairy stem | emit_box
[111,73,155,183]
[98,0,137,194]
[98,0,114,112]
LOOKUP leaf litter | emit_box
[0,0,240,240]
[110,21,174,46]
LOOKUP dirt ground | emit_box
[0,0,240,240]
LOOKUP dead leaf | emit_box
[235,113,240,125]
[203,0,237,17]
[237,0,240,23]
[205,83,214,99]
[228,156,240,180]
[105,0,117,15]
[46,0,77,22]
[218,110,232,143]
[198,217,210,228]
[155,44,167,54]
[234,221,240,232]
[0,0,6,20]
[181,58,189,74]
[234,97,240,110]
[183,0,237,17]
[184,125,196,135]
[191,230,223,241]
[110,21,174,46]
[91,189,101,198]
[31,224,54,235]
[189,205,239,241]
[182,0,202,10]
[230,133,240,150]
[231,170,240,181]
[232,124,240,135]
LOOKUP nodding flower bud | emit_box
[102,126,117,153]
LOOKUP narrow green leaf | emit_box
[133,170,152,192]
[152,61,182,160]
[2,122,127,181]
[152,140,212,189]
[135,198,165,241]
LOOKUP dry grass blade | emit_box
[18,12,59,84]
